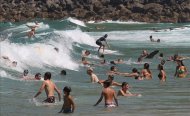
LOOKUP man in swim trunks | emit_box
[96,34,109,54]
[34,72,61,103]
[94,80,118,107]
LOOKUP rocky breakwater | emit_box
[0,0,190,23]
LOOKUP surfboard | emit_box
[145,50,159,59]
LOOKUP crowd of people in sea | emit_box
[0,22,189,114]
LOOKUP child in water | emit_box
[59,86,75,113]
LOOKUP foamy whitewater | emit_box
[0,18,190,116]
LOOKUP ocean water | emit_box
[0,18,190,116]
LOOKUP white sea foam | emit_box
[87,20,147,24]
[65,17,87,27]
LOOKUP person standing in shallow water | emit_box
[34,72,61,103]
[157,64,166,82]
[59,86,75,113]
[94,80,118,108]
[96,34,109,54]
[174,60,187,78]
[141,63,152,79]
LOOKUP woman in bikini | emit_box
[141,63,152,79]
[158,64,166,82]
[174,60,187,78]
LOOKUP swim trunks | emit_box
[63,108,72,113]
[43,96,55,103]
[105,102,116,108]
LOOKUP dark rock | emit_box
[144,3,163,14]
[0,0,190,22]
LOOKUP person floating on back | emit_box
[59,86,75,113]
[94,80,118,108]
[96,34,109,54]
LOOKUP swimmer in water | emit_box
[122,68,144,80]
[110,59,124,65]
[99,75,121,87]
[150,35,160,43]
[141,63,152,80]
[60,70,67,76]
[117,82,141,97]
[59,86,75,113]
[27,21,39,38]
[174,60,187,78]
[157,64,166,82]
[137,50,149,62]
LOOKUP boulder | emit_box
[131,3,144,13]
[144,3,163,14]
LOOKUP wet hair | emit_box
[157,39,160,42]
[121,82,128,87]
[23,70,29,76]
[85,50,90,55]
[110,61,116,65]
[150,35,152,38]
[110,66,116,71]
[159,53,163,57]
[108,75,114,80]
[35,73,41,80]
[144,63,149,69]
[104,34,108,38]
[87,69,93,74]
[60,70,66,75]
[161,59,166,65]
[99,54,104,58]
[44,72,51,80]
[103,80,111,87]
[177,60,185,66]
[173,54,178,61]
[63,86,71,94]
[144,63,151,74]
[158,64,163,70]
[132,68,138,73]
